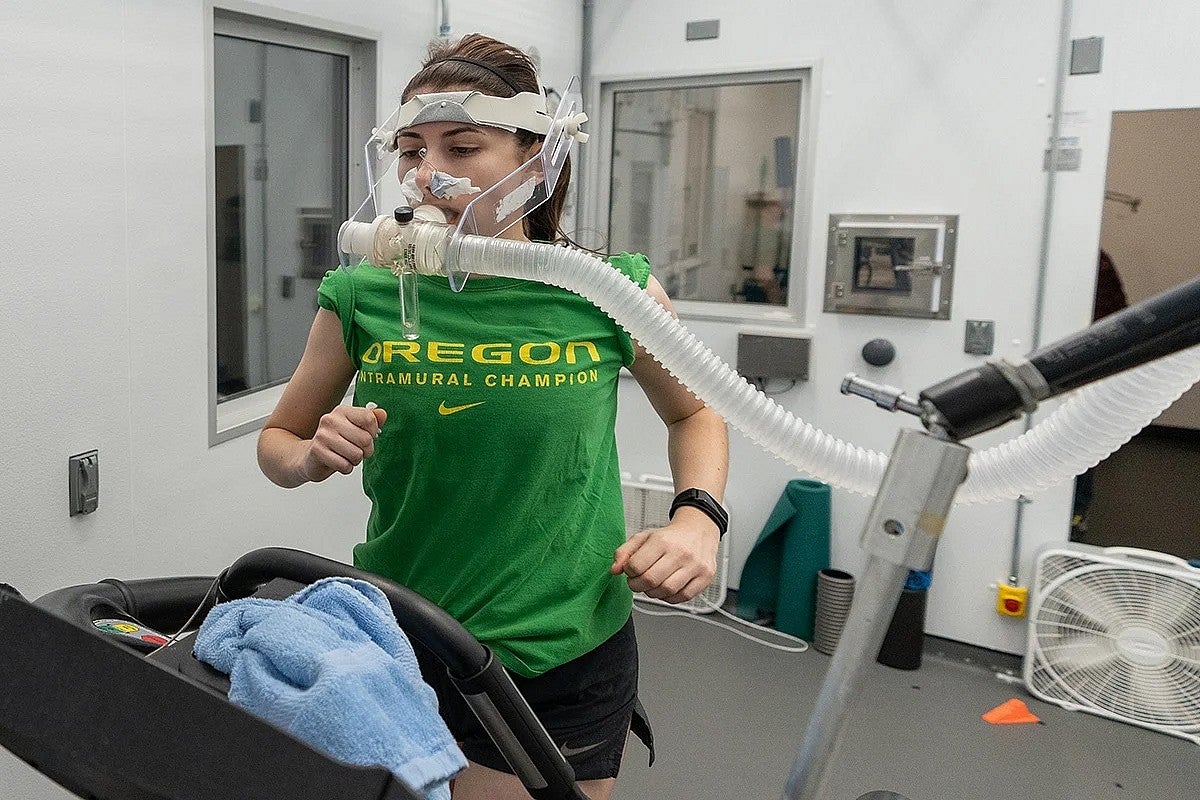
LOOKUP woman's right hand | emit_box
[300,404,388,482]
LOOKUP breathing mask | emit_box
[337,78,588,339]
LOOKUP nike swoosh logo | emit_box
[438,400,486,416]
[559,740,606,759]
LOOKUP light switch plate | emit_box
[69,450,99,516]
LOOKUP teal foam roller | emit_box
[736,479,831,640]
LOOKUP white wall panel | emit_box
[594,0,1200,655]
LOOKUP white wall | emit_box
[0,1,577,797]
[597,0,1200,657]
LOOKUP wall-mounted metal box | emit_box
[737,332,811,383]
[823,213,958,320]
[685,19,720,40]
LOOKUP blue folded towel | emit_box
[193,577,466,800]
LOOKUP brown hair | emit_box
[402,34,569,244]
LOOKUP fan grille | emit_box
[1029,558,1200,736]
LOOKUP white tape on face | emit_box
[400,165,481,203]
[496,176,539,223]
[429,171,481,199]
[400,167,424,205]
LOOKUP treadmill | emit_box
[0,547,589,800]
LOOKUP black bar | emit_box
[916,362,1023,440]
[920,275,1200,440]
[23,548,586,800]
[453,658,587,800]
[1030,277,1200,393]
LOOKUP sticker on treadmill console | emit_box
[94,618,170,646]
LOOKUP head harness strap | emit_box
[375,90,589,151]
[432,55,526,95]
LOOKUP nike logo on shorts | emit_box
[559,740,606,759]
[438,400,486,416]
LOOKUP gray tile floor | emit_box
[617,602,1199,800]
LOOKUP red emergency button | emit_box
[996,584,1028,617]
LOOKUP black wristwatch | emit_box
[668,488,729,538]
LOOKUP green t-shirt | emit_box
[316,252,651,677]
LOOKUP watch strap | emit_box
[668,488,728,537]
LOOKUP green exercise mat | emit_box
[736,479,831,639]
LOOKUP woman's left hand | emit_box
[610,510,720,604]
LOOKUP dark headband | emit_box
[430,55,526,95]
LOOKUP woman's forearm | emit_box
[666,406,729,499]
[257,426,312,489]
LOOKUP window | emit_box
[210,9,375,444]
[603,72,805,314]
[852,236,915,295]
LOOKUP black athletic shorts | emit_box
[411,615,655,781]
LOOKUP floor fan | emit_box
[1024,544,1200,745]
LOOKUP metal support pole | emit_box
[783,430,970,800]
[784,554,908,799]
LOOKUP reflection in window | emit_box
[214,34,348,400]
[852,236,914,295]
[608,78,801,306]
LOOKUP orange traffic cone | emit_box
[982,698,1041,725]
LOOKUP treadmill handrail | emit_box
[218,547,490,678]
[217,547,589,800]
[29,547,588,800]
[36,576,219,632]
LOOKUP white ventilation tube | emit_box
[445,235,1200,504]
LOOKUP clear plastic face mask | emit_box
[336,104,407,273]
[338,76,585,291]
[446,77,584,291]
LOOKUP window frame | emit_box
[206,2,377,446]
[591,68,813,325]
